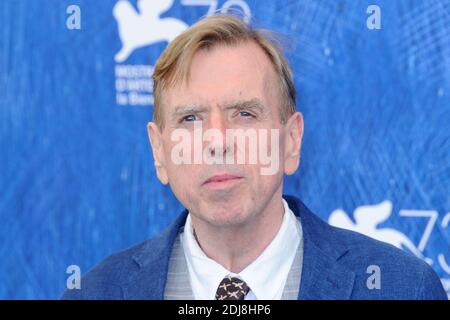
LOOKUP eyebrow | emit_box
[170,98,267,122]
[171,105,209,122]
[224,98,266,114]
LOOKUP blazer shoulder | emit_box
[59,237,158,300]
[327,224,447,299]
[60,211,187,300]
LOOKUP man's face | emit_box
[148,41,303,228]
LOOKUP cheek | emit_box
[167,163,195,183]
[165,165,197,202]
[246,166,278,189]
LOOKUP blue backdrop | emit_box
[0,0,449,299]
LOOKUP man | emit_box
[61,14,446,300]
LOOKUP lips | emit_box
[203,174,243,185]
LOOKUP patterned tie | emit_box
[215,275,250,300]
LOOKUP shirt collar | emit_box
[181,197,301,299]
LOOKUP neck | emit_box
[190,188,285,273]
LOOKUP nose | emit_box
[205,110,232,159]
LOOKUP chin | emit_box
[203,206,251,228]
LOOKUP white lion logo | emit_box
[113,0,188,63]
[329,200,432,264]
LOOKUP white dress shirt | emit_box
[180,197,301,300]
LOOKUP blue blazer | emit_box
[61,195,447,300]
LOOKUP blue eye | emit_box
[239,111,254,117]
[181,114,197,122]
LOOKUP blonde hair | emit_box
[152,13,296,129]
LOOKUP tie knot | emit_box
[215,275,250,300]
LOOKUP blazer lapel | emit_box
[284,195,356,300]
[298,237,355,299]
[124,210,189,299]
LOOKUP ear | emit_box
[283,112,304,175]
[147,122,169,185]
